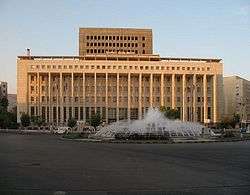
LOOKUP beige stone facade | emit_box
[79,28,153,55]
[224,76,250,122]
[17,54,223,124]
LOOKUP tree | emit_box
[160,107,180,120]
[159,106,166,113]
[0,97,9,114]
[0,97,8,113]
[0,112,9,129]
[20,113,30,127]
[90,112,102,130]
[31,116,44,127]
[0,98,18,129]
[233,113,240,127]
[67,117,77,128]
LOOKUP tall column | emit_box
[94,72,97,113]
[182,74,186,121]
[128,73,131,121]
[56,74,60,126]
[105,73,108,123]
[203,74,207,123]
[77,75,81,121]
[66,76,69,122]
[48,72,51,124]
[139,73,142,119]
[160,74,164,107]
[28,74,31,116]
[36,72,39,116]
[60,72,63,124]
[193,74,197,122]
[71,72,74,119]
[150,73,153,107]
[38,72,41,117]
[116,73,119,121]
[171,74,175,109]
[82,73,86,122]
[213,74,217,123]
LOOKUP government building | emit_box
[17,28,224,125]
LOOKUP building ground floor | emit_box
[29,104,214,125]
[20,72,223,125]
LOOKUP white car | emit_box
[54,127,69,134]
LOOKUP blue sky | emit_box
[0,0,249,93]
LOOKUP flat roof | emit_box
[79,27,152,31]
[17,55,222,62]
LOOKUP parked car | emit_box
[54,126,70,134]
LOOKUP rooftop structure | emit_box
[79,28,153,55]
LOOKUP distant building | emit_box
[8,94,17,112]
[0,81,8,99]
[224,76,250,122]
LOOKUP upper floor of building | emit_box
[17,54,223,76]
[79,28,153,55]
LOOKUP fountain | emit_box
[94,108,204,140]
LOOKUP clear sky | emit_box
[0,0,249,93]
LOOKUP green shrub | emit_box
[63,132,82,139]
[20,113,30,127]
[67,118,77,128]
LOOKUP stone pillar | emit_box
[171,74,175,109]
[150,73,153,107]
[60,72,63,124]
[128,73,131,121]
[116,73,119,121]
[203,74,207,123]
[48,72,51,124]
[56,75,59,126]
[193,74,197,122]
[213,74,217,123]
[105,73,108,123]
[36,72,39,116]
[71,72,74,119]
[182,74,186,121]
[94,72,97,113]
[66,76,69,122]
[28,74,31,116]
[139,73,142,119]
[38,72,41,117]
[160,74,164,107]
[82,73,86,123]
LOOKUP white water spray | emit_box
[94,108,204,139]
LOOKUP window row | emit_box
[30,64,211,72]
[86,42,145,48]
[86,49,143,54]
[30,95,212,104]
[86,35,146,41]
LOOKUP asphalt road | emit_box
[0,133,250,195]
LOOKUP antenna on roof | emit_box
[26,48,31,56]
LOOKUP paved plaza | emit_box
[0,133,250,194]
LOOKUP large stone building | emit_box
[0,81,8,99]
[17,28,224,124]
[224,76,250,122]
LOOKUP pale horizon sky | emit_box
[0,0,249,93]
